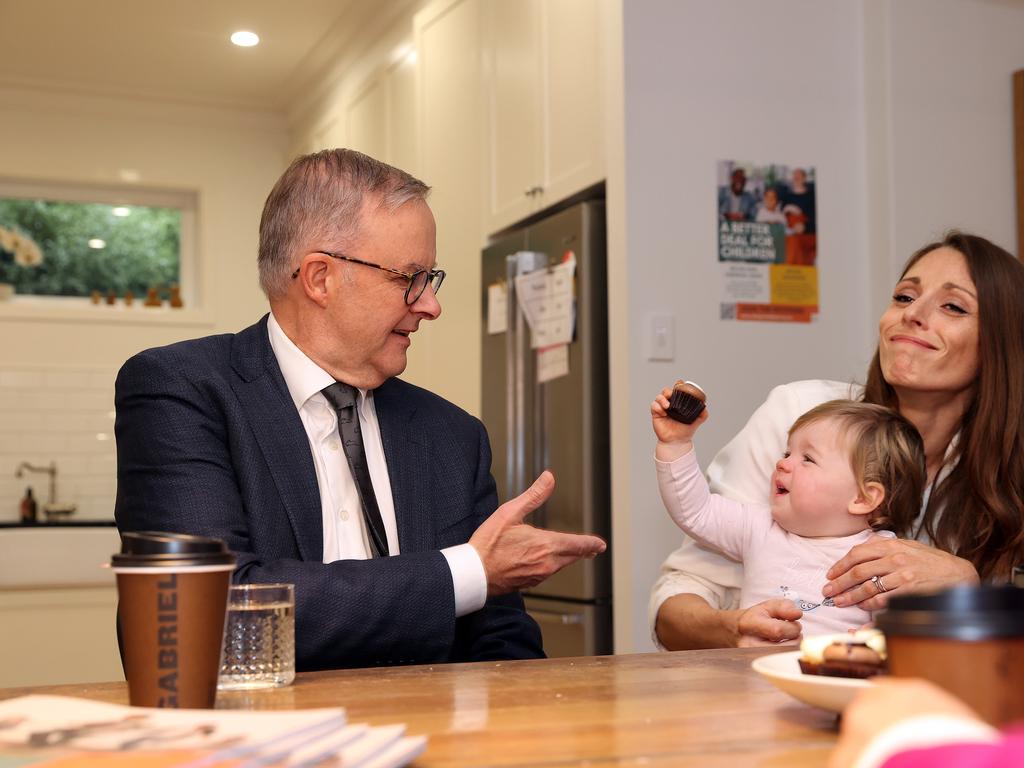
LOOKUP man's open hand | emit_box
[470,471,607,596]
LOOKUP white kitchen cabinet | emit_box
[413,0,485,414]
[0,527,123,686]
[483,0,605,234]
[345,52,418,174]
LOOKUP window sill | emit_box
[0,296,214,328]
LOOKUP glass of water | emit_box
[218,583,295,690]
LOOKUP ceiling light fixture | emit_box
[231,30,260,47]
[88,239,106,249]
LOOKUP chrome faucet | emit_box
[15,461,57,507]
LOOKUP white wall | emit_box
[613,0,1024,653]
[864,0,1024,340]
[614,0,876,652]
[885,0,1023,274]
[0,86,289,521]
[286,2,479,411]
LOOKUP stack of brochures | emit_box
[0,694,426,767]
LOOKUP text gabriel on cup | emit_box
[157,573,180,706]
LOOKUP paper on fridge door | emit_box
[513,254,575,348]
[486,281,508,334]
[537,344,569,383]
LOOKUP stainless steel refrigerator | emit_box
[481,200,611,657]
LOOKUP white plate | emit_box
[751,650,872,713]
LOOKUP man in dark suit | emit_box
[114,149,606,670]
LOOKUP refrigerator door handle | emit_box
[506,251,549,499]
[504,254,519,497]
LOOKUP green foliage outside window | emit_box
[0,199,181,298]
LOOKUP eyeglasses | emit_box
[292,251,446,305]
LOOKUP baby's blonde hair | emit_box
[789,400,926,532]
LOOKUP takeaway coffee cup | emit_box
[112,531,236,708]
[876,585,1024,726]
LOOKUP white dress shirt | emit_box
[267,313,486,617]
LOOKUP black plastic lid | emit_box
[111,531,236,568]
[876,585,1024,641]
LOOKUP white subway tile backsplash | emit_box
[0,370,44,389]
[86,455,116,475]
[0,412,36,432]
[44,371,92,389]
[89,372,115,390]
[67,390,114,412]
[20,434,69,454]
[0,365,119,523]
[20,392,63,411]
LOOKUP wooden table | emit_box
[0,648,840,766]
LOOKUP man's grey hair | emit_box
[258,148,430,299]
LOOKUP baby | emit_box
[651,384,926,636]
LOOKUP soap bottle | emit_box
[19,487,37,524]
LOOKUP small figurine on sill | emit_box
[124,290,134,306]
[169,284,184,308]
[144,286,162,307]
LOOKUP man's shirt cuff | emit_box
[442,543,488,617]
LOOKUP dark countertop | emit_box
[0,520,117,528]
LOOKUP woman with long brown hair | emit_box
[652,231,1024,649]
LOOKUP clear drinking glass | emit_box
[218,583,295,690]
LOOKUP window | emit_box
[0,179,197,305]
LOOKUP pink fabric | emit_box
[882,728,1024,768]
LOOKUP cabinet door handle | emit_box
[523,185,544,197]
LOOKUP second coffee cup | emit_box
[113,531,236,708]
[876,585,1024,726]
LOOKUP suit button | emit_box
[329,441,339,451]
[340,508,350,521]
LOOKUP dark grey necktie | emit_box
[320,382,390,557]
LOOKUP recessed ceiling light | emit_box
[88,239,106,249]
[231,30,260,47]
[112,207,131,217]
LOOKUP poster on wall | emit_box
[717,160,818,323]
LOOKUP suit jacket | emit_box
[114,315,543,670]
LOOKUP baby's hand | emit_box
[651,386,708,455]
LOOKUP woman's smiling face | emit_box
[878,246,980,401]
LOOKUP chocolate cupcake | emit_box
[797,630,888,679]
[666,380,706,424]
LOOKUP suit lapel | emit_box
[375,379,432,553]
[230,317,323,562]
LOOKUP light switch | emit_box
[646,313,675,361]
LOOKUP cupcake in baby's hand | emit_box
[798,629,888,679]
[666,380,707,424]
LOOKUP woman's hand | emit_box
[823,537,980,611]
